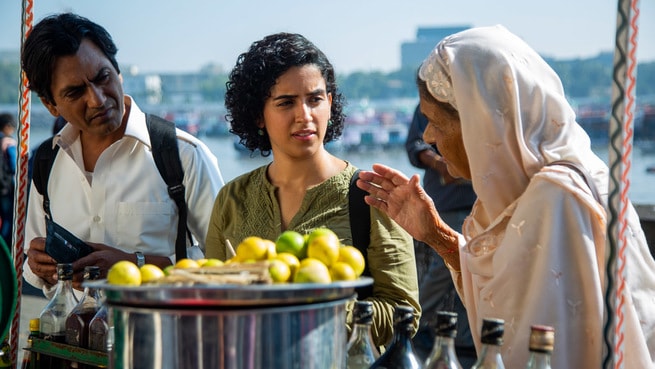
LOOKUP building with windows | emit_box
[401,26,470,69]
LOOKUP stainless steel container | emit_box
[91,278,373,369]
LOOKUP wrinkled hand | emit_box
[356,163,442,243]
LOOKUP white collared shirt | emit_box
[24,97,224,296]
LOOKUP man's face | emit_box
[41,38,125,138]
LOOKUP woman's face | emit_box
[260,64,332,159]
[420,96,471,180]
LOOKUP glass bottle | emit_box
[65,266,102,348]
[346,301,380,369]
[369,305,422,369]
[471,318,505,369]
[0,336,11,368]
[39,263,78,369]
[423,311,462,369]
[88,304,111,352]
[66,266,102,369]
[525,325,555,369]
[21,318,40,369]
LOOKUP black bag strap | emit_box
[547,160,602,204]
[349,169,374,299]
[146,114,189,261]
[33,115,190,261]
[33,137,59,219]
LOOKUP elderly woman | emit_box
[357,25,655,368]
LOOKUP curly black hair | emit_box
[224,32,346,157]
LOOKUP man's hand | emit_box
[70,243,132,289]
[26,237,58,286]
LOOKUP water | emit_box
[24,127,655,205]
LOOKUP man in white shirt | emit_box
[21,12,224,297]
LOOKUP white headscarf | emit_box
[419,24,607,227]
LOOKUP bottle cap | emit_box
[434,311,458,338]
[56,263,74,280]
[29,318,40,332]
[393,305,415,327]
[529,325,555,353]
[84,266,101,281]
[480,318,504,345]
[353,301,374,325]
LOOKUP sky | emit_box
[0,0,654,75]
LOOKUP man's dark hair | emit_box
[21,13,120,105]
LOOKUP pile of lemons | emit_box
[237,227,366,284]
[106,227,365,286]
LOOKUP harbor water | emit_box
[26,126,655,205]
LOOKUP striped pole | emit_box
[10,0,34,367]
[602,0,639,368]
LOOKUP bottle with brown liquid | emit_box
[88,303,111,352]
[65,266,102,368]
[21,318,40,369]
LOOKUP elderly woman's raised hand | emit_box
[356,163,443,243]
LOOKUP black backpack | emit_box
[349,169,373,299]
[0,135,14,197]
[32,114,190,260]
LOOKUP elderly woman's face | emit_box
[420,97,471,180]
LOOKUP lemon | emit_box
[175,258,200,269]
[275,230,307,259]
[236,236,269,261]
[140,264,165,283]
[202,258,224,267]
[107,261,142,286]
[196,258,209,267]
[263,239,277,260]
[337,245,366,277]
[268,259,291,283]
[329,262,357,281]
[306,227,340,247]
[274,252,301,276]
[163,265,175,275]
[307,234,341,267]
[293,258,331,284]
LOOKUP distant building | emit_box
[401,25,471,70]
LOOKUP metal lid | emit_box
[56,263,74,280]
[84,266,101,281]
[392,305,415,328]
[352,300,374,325]
[86,277,374,308]
[529,325,555,352]
[480,318,505,345]
[435,311,458,338]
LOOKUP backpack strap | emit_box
[349,169,374,299]
[32,137,59,219]
[146,114,189,261]
[32,116,190,261]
